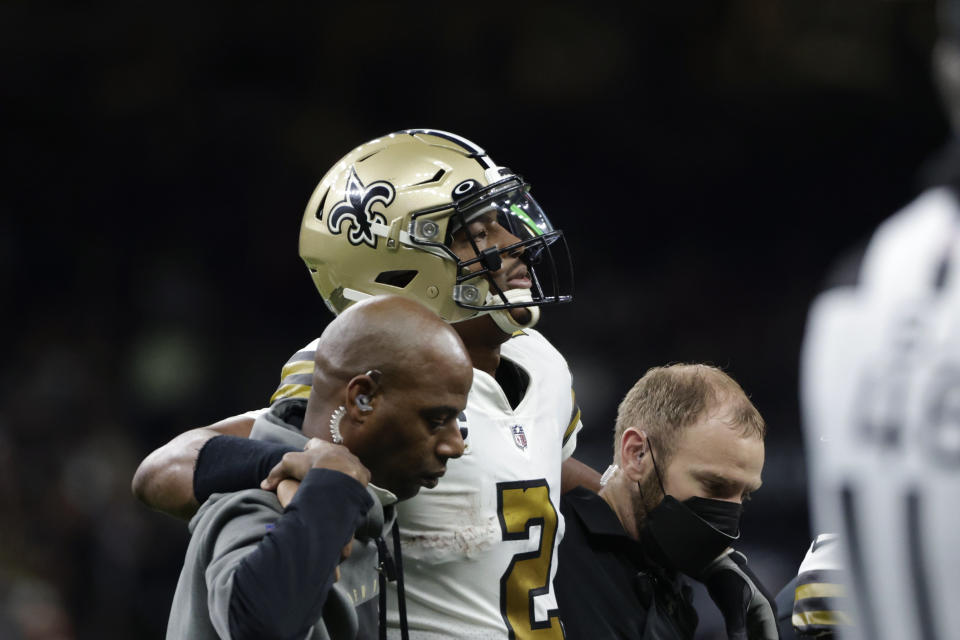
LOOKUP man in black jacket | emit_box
[555,364,777,640]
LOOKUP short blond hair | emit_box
[613,364,765,466]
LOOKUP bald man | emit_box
[165,296,473,640]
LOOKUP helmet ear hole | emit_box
[374,270,418,288]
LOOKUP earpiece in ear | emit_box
[356,394,373,413]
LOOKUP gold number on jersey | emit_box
[496,480,564,639]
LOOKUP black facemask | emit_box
[640,495,742,578]
[637,440,743,578]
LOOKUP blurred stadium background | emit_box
[1,1,946,637]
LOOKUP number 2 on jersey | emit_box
[496,480,564,639]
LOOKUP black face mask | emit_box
[637,440,743,578]
[640,495,741,578]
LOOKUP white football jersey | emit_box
[270,328,581,639]
[802,187,960,640]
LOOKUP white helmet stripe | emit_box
[403,129,493,168]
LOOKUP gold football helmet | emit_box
[299,129,573,324]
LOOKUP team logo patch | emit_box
[511,424,528,450]
[328,168,395,247]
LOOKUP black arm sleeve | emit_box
[227,468,374,640]
[193,435,298,503]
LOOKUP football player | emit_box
[801,167,960,640]
[796,2,960,638]
[133,129,598,639]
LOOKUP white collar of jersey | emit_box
[369,482,398,506]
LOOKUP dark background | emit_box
[1,1,947,638]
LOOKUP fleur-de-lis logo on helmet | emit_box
[327,168,395,247]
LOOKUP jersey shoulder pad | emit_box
[270,338,321,404]
[792,534,851,635]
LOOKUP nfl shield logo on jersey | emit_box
[511,425,528,450]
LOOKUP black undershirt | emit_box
[495,357,529,410]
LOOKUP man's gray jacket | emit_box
[165,403,397,640]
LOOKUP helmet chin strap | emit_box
[487,288,540,334]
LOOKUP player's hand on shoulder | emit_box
[261,437,371,493]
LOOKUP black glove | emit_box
[702,549,780,640]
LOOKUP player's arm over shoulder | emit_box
[131,413,257,520]
[132,341,319,520]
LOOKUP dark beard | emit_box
[631,471,664,535]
